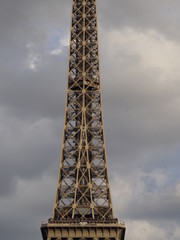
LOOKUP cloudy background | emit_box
[0,0,180,239]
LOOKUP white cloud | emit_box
[112,28,180,74]
[110,167,180,223]
[102,27,180,96]
[111,173,133,212]
[173,226,180,240]
[26,42,41,71]
[100,26,180,160]
[49,35,69,56]
[126,220,167,240]
[28,53,41,71]
[175,181,180,198]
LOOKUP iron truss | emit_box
[52,0,114,222]
[41,1,126,239]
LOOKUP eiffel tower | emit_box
[41,0,126,239]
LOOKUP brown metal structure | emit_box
[41,0,125,239]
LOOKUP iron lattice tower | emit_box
[41,0,126,239]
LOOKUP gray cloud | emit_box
[98,0,180,41]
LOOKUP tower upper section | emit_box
[52,0,115,223]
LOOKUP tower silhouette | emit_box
[41,1,126,239]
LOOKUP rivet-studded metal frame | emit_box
[52,0,114,222]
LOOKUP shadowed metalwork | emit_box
[41,0,125,239]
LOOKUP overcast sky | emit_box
[0,0,180,239]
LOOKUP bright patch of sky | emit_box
[26,42,41,72]
[25,30,69,71]
[48,29,69,56]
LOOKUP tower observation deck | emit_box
[41,1,126,239]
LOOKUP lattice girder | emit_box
[52,0,114,222]
[41,1,126,240]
